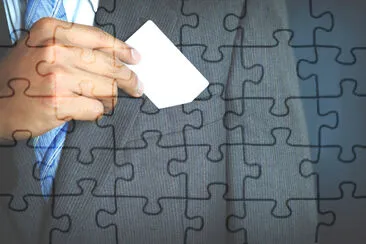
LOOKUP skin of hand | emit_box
[0,17,143,141]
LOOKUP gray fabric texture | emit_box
[0,0,318,243]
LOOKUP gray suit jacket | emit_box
[0,0,318,243]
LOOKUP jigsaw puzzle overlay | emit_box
[0,0,365,243]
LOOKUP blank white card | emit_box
[125,20,209,109]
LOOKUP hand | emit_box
[0,17,143,141]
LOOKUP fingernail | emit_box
[136,78,144,96]
[131,47,141,62]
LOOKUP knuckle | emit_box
[97,30,113,45]
[47,44,63,57]
[41,43,63,60]
[52,67,66,79]
[51,96,60,109]
[41,38,55,47]
[51,43,63,52]
[42,45,54,57]
[44,74,57,91]
[40,94,58,111]
[40,47,54,62]
[81,48,96,63]
[71,46,84,61]
[33,17,56,30]
[110,59,124,73]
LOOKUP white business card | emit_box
[125,20,209,109]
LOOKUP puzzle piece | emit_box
[95,0,196,44]
[180,43,263,97]
[313,0,366,62]
[234,0,332,46]
[169,144,260,199]
[98,91,203,147]
[97,194,202,244]
[298,48,366,95]
[284,97,337,146]
[181,0,245,61]
[229,199,332,244]
[185,184,247,244]
[224,98,287,144]
[0,194,69,244]
[53,119,114,163]
[181,35,264,116]
[114,130,187,214]
[223,96,328,148]
[182,85,245,161]
[129,98,202,142]
[317,183,366,244]
[52,147,133,196]
[319,80,366,161]
[243,129,314,216]
[301,147,366,198]
[0,133,43,210]
[52,180,115,244]
[241,31,317,115]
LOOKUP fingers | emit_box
[72,64,142,98]
[30,18,140,65]
[37,46,143,99]
[65,69,118,112]
[25,18,145,123]
[69,47,139,88]
[56,95,105,121]
[62,65,141,107]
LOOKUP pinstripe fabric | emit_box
[25,0,69,198]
